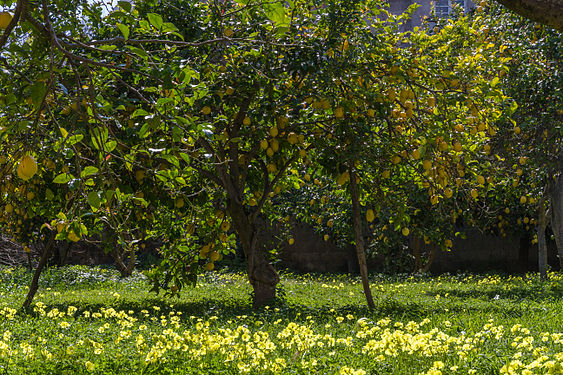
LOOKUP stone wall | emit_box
[278,222,359,273]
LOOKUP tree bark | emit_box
[537,197,548,280]
[421,243,438,273]
[113,246,136,277]
[22,233,56,310]
[494,0,563,31]
[549,173,562,270]
[228,199,279,308]
[348,165,375,309]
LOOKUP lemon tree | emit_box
[468,3,562,277]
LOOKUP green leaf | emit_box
[117,23,130,40]
[67,134,84,146]
[81,166,99,179]
[264,3,290,28]
[53,173,73,184]
[105,140,117,153]
[118,1,132,12]
[147,13,163,30]
[29,81,47,109]
[87,191,101,210]
[131,109,149,118]
[91,127,109,150]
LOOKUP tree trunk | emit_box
[112,246,136,277]
[348,165,375,309]
[228,200,279,308]
[22,233,56,310]
[537,197,548,280]
[549,173,562,270]
[421,243,438,273]
[494,0,563,31]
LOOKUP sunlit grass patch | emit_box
[0,266,561,374]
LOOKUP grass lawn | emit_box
[0,265,562,374]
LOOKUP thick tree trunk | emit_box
[494,0,563,31]
[348,165,375,309]
[113,246,136,277]
[228,200,279,308]
[537,197,548,280]
[22,233,56,310]
[549,174,562,270]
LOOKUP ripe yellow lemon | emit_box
[175,197,184,208]
[366,209,375,223]
[209,251,220,261]
[337,171,350,186]
[17,155,38,181]
[334,107,344,118]
[401,227,410,236]
[288,238,295,245]
[0,12,12,29]
[68,231,80,242]
[204,262,214,271]
[220,221,230,231]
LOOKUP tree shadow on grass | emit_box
[425,281,563,303]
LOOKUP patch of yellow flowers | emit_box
[1,304,562,374]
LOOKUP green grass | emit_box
[0,266,562,374]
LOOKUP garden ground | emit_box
[0,266,562,374]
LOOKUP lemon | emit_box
[288,238,295,245]
[0,12,12,30]
[205,262,215,271]
[401,227,410,236]
[366,209,375,223]
[337,171,350,186]
[175,197,184,208]
[220,221,230,231]
[287,132,298,144]
[334,107,344,118]
[135,170,145,183]
[68,231,80,242]
[17,155,38,181]
[209,251,220,261]
[201,106,211,115]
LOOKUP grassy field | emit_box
[0,266,562,374]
